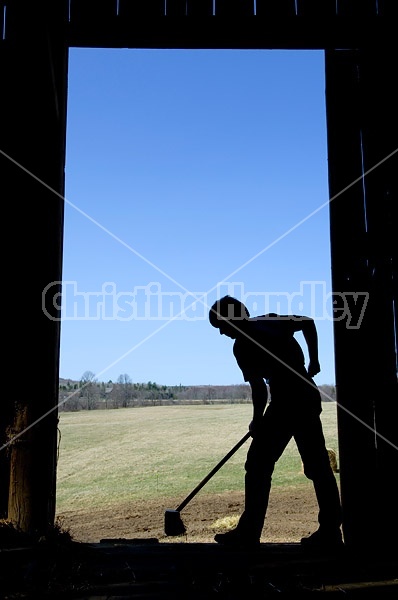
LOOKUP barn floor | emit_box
[1,538,397,598]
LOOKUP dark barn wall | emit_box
[325,48,398,549]
[1,1,69,533]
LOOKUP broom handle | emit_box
[176,431,251,512]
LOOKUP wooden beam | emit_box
[377,0,398,16]
[66,17,396,49]
[69,0,118,22]
[296,0,336,17]
[0,0,69,535]
[336,0,378,16]
[215,0,255,16]
[118,0,165,18]
[256,0,296,16]
[325,47,398,549]
[325,49,378,549]
[357,47,398,546]
[166,0,187,16]
[186,0,213,16]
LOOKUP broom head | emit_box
[164,509,186,536]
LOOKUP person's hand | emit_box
[249,419,262,438]
[308,359,321,377]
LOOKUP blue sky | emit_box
[60,48,337,386]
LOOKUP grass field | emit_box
[55,403,339,514]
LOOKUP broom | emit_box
[164,431,251,536]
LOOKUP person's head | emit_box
[209,295,250,338]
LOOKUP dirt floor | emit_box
[57,485,320,544]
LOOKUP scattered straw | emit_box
[210,515,240,532]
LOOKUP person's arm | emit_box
[247,377,268,437]
[298,316,321,377]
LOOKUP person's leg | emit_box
[294,412,343,545]
[215,408,292,544]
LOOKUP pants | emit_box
[237,403,343,539]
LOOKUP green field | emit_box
[56,403,339,513]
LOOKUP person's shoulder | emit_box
[261,313,307,323]
[250,314,275,322]
[253,313,288,321]
[251,313,285,324]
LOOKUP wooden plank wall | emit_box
[0,0,69,534]
[65,0,398,19]
[325,48,398,549]
[358,48,398,549]
[65,0,397,49]
[66,0,398,20]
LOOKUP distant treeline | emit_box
[58,372,336,412]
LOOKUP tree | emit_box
[117,373,133,408]
[80,371,98,410]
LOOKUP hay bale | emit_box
[327,448,339,473]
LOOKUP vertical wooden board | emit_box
[166,0,187,16]
[360,51,398,250]
[0,3,4,41]
[336,0,377,16]
[2,1,49,42]
[69,0,118,23]
[296,0,336,17]
[325,51,367,388]
[215,0,255,16]
[186,0,214,15]
[118,0,165,17]
[255,0,296,16]
[325,51,366,251]
[325,49,379,549]
[358,48,397,324]
[1,1,68,535]
[377,0,398,16]
[356,48,398,543]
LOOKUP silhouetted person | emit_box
[209,295,343,550]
